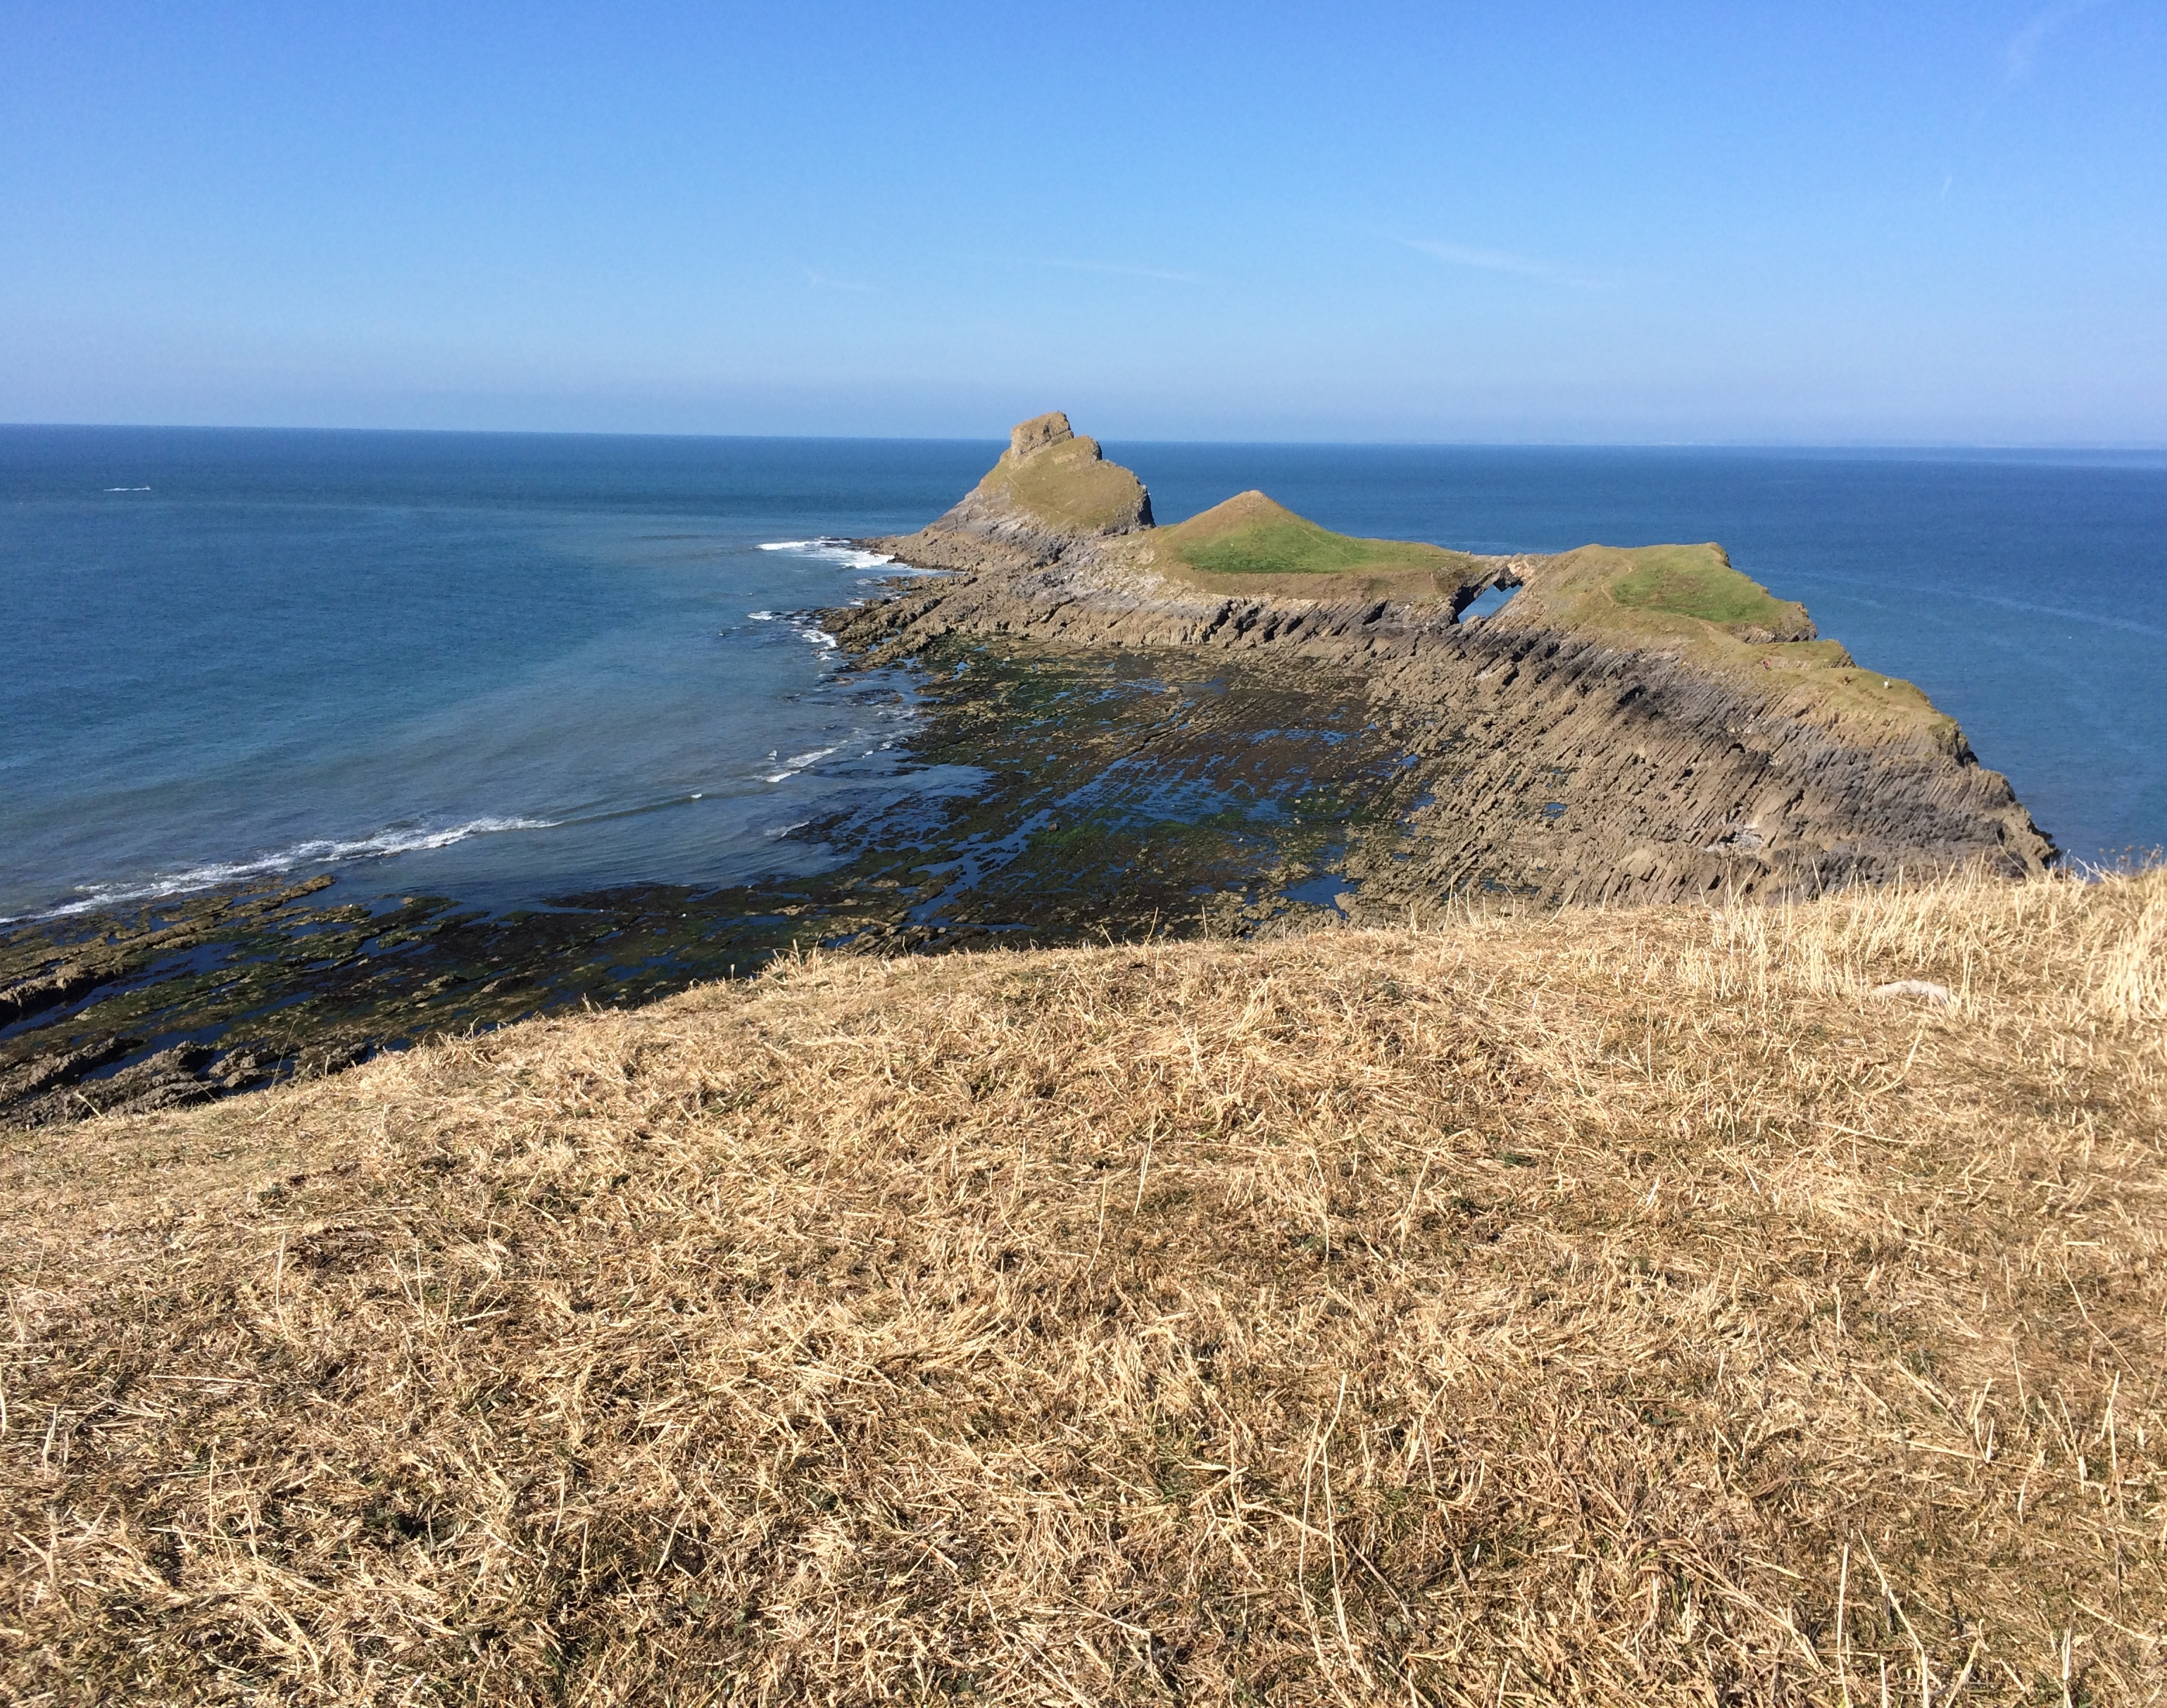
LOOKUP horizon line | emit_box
[4,418,2166,456]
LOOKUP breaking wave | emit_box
[7,817,558,923]
[763,745,841,784]
[758,537,944,577]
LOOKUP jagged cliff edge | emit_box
[841,413,2053,908]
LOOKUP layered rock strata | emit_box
[849,415,2053,908]
[874,411,1153,572]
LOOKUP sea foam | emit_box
[763,745,841,784]
[8,817,558,923]
[758,537,945,577]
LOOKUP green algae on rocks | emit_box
[0,636,1432,1126]
[860,410,2054,906]
[2,410,2056,1126]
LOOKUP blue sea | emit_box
[4,426,2163,922]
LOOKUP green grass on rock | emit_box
[1162,491,1463,578]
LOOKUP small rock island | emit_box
[838,411,2053,905]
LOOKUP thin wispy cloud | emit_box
[1393,237,1607,290]
[983,256,1204,285]
[2005,0,2106,83]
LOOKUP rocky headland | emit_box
[0,417,2054,1128]
[4,420,2149,1708]
[844,410,2054,908]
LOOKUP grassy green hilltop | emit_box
[1146,488,1945,735]
[1149,489,1484,602]
[1161,489,1471,577]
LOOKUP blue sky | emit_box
[3,2,2162,443]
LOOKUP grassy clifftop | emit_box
[1493,542,1814,643]
[1162,490,1469,577]
[1481,542,1959,740]
[1605,542,1812,632]
[1152,489,1484,601]
[4,869,2162,1703]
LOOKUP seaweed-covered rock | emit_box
[841,412,2056,906]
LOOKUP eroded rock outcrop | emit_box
[841,413,2054,908]
[869,411,1153,572]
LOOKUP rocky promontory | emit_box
[874,410,1155,572]
[850,411,2053,907]
[0,415,2055,1129]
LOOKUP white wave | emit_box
[758,536,901,572]
[103,485,151,492]
[763,745,840,783]
[746,610,775,621]
[764,820,812,839]
[9,816,558,922]
[797,627,839,648]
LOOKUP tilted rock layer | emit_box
[850,415,2052,908]
[874,410,1154,572]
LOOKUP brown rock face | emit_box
[842,416,2054,906]
[868,412,1153,572]
[1007,409,1077,460]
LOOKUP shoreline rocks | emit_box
[0,416,2057,1126]
[843,412,2054,908]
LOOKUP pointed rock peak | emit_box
[873,413,1151,565]
[1008,411,1078,463]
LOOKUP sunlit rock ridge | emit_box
[847,412,2053,907]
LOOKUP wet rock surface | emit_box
[1,410,2054,1124]
[833,568,2052,911]
[0,638,1430,1126]
[853,413,2053,910]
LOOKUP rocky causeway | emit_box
[0,414,2053,1124]
[847,410,2052,908]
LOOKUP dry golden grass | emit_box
[3,869,2163,1705]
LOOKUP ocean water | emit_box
[4,427,2163,922]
